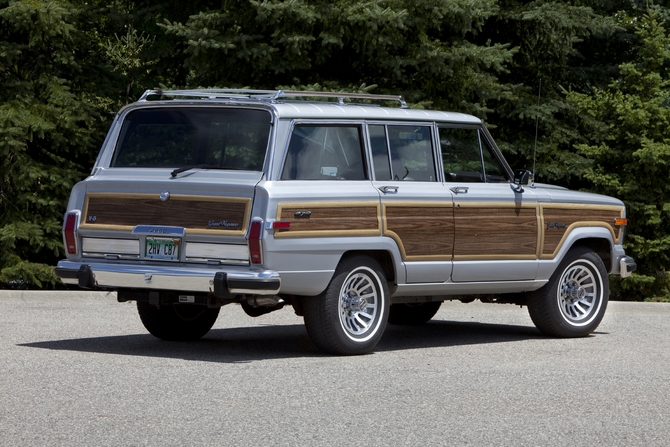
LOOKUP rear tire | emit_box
[137,302,220,341]
[528,246,608,337]
[387,301,442,325]
[302,256,390,355]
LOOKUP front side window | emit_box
[439,127,507,183]
[281,125,366,180]
[112,108,271,171]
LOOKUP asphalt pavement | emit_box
[1,291,669,446]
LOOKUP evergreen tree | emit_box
[161,0,516,115]
[0,0,104,287]
[567,10,670,300]
[481,1,621,182]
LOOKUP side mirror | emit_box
[512,169,533,193]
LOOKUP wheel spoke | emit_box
[354,314,370,329]
[574,302,588,316]
[557,259,602,325]
[336,266,384,339]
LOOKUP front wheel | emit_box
[137,302,220,341]
[302,256,390,355]
[528,246,608,337]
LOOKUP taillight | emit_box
[64,212,79,255]
[248,220,263,265]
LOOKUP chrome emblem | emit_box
[207,220,240,228]
[546,221,567,229]
[159,191,170,202]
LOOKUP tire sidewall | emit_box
[531,247,609,337]
[304,255,390,355]
[555,257,605,328]
[333,264,387,345]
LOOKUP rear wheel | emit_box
[137,302,220,341]
[387,301,442,325]
[528,246,608,337]
[302,256,390,355]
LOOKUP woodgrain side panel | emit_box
[453,205,538,259]
[384,203,454,261]
[541,205,623,257]
[274,202,381,238]
[81,193,250,235]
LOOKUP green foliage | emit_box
[0,0,103,288]
[104,26,156,103]
[567,10,670,299]
[161,0,516,116]
[483,1,620,182]
[1,0,670,299]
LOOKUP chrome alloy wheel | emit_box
[338,267,382,342]
[557,259,603,326]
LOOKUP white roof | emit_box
[270,102,481,123]
[127,89,483,125]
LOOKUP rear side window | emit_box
[368,124,437,182]
[281,125,366,180]
[112,108,271,171]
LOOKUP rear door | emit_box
[369,123,454,283]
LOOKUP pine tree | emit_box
[161,0,516,115]
[0,0,103,288]
[567,10,670,300]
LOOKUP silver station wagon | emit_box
[55,89,637,355]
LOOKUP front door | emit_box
[438,125,539,282]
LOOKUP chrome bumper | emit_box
[618,256,637,278]
[55,260,281,296]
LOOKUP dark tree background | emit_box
[1,0,669,300]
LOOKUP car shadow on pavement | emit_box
[19,319,543,363]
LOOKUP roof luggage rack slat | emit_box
[138,89,408,108]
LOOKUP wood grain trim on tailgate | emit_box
[81,193,251,235]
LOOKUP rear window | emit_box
[111,108,271,170]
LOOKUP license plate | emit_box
[145,237,180,261]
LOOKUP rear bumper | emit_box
[55,260,281,296]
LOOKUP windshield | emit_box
[111,107,272,171]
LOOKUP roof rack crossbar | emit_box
[138,89,408,108]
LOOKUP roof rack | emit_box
[138,89,409,109]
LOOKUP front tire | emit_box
[528,246,608,337]
[137,302,220,341]
[302,256,390,355]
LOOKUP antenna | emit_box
[532,79,542,184]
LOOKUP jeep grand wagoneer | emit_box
[55,89,636,355]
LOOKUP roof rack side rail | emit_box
[137,89,279,102]
[273,90,408,108]
[137,89,409,108]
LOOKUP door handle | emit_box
[450,186,469,194]
[378,186,399,194]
